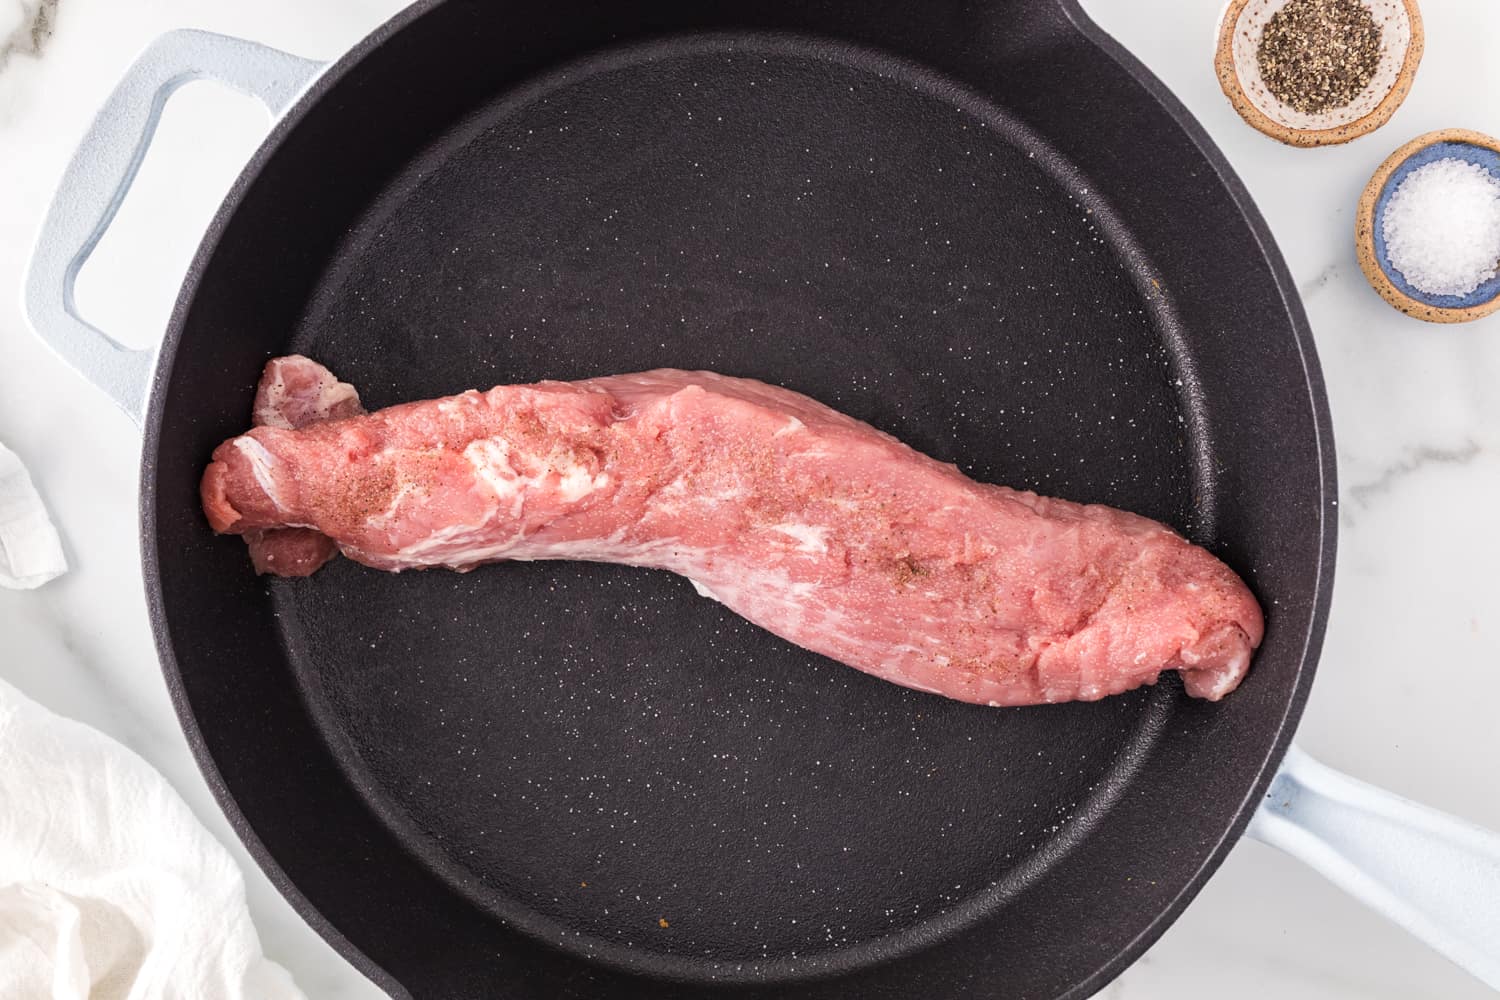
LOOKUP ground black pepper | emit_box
[1257,0,1383,114]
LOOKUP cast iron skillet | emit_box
[39,1,1340,997]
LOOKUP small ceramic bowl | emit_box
[1356,129,1500,323]
[1215,0,1423,147]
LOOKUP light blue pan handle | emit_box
[22,29,322,424]
[1250,744,1500,989]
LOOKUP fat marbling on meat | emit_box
[201,355,1263,706]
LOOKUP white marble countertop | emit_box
[1,1,1496,997]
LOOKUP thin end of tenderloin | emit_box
[1177,622,1257,701]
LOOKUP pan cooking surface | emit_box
[269,37,1206,971]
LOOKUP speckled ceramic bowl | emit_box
[1356,129,1500,323]
[1216,0,1422,147]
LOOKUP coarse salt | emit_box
[1382,157,1500,298]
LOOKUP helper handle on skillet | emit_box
[1250,744,1500,988]
[22,29,322,425]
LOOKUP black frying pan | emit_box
[26,1,1345,996]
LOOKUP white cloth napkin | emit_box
[0,678,305,1000]
[0,442,67,589]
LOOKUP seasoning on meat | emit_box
[201,356,1265,707]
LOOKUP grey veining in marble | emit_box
[0,0,57,71]
[1350,439,1483,507]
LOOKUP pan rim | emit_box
[139,1,1338,997]
[1050,2,1336,997]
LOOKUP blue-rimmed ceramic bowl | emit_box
[1357,128,1500,322]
